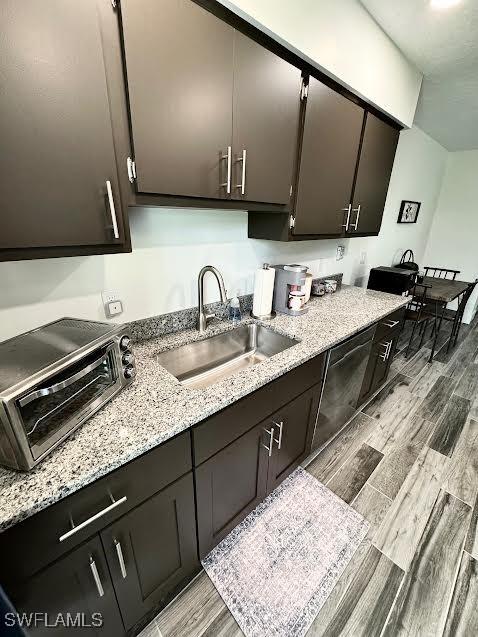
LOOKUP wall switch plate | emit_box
[102,291,123,318]
[336,245,345,261]
[360,252,367,265]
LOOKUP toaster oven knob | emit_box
[124,365,136,380]
[120,335,131,351]
[122,352,135,366]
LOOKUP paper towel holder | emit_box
[250,309,276,320]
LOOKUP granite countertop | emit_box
[0,286,408,532]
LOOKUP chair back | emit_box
[407,282,431,316]
[457,279,478,317]
[424,266,460,280]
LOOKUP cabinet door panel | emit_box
[266,386,320,493]
[231,31,301,204]
[120,0,233,199]
[350,113,400,235]
[101,473,198,630]
[0,0,124,249]
[7,537,123,636]
[294,77,364,235]
[196,423,269,558]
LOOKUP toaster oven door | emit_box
[15,344,119,461]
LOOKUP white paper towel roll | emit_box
[252,264,275,317]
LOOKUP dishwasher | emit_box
[311,324,376,453]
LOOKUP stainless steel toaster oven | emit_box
[0,318,136,470]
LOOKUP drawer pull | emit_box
[89,556,104,597]
[273,421,283,450]
[262,428,274,457]
[114,538,127,579]
[383,320,400,328]
[59,495,127,543]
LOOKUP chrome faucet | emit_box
[197,266,227,332]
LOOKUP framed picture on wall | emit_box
[398,200,421,223]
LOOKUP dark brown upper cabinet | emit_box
[231,31,301,204]
[0,0,131,262]
[346,112,400,236]
[120,0,301,205]
[292,77,364,236]
[120,0,234,200]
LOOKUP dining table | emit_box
[421,276,472,360]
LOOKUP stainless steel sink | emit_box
[156,324,299,389]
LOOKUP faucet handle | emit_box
[205,312,216,321]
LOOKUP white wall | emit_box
[423,150,478,323]
[219,0,422,127]
[0,126,447,342]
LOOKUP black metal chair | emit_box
[404,282,433,358]
[424,266,461,280]
[440,279,478,352]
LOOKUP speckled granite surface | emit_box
[0,286,408,533]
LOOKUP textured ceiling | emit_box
[361,0,478,150]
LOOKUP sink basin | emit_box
[156,324,299,389]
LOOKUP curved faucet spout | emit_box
[197,266,228,332]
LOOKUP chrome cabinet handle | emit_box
[383,320,400,328]
[89,556,104,597]
[114,538,127,579]
[106,180,120,239]
[341,204,351,231]
[235,149,247,195]
[350,204,361,231]
[262,427,274,457]
[59,496,127,542]
[379,340,393,361]
[221,146,232,194]
[273,421,283,450]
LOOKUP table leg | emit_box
[429,301,446,362]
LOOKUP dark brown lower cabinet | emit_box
[100,473,198,631]
[358,321,402,405]
[266,387,319,492]
[195,386,320,558]
[8,537,123,636]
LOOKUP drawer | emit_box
[193,352,326,466]
[374,307,405,340]
[0,431,191,584]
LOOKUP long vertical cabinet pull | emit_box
[114,538,127,579]
[236,149,247,195]
[341,204,352,231]
[273,421,283,449]
[89,556,105,597]
[106,180,120,239]
[350,204,361,231]
[262,428,274,457]
[221,146,232,194]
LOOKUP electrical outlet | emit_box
[102,290,123,318]
[336,245,345,261]
[360,252,367,265]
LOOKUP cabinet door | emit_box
[7,537,123,636]
[196,422,269,558]
[101,473,198,630]
[349,113,400,235]
[293,77,364,236]
[120,0,234,199]
[231,31,301,204]
[358,331,400,406]
[0,0,125,251]
[266,387,320,493]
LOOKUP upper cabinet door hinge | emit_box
[300,81,309,101]
[289,215,296,229]
[111,0,118,9]
[127,157,137,183]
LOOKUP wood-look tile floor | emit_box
[140,316,478,637]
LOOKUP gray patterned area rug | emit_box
[202,467,369,637]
